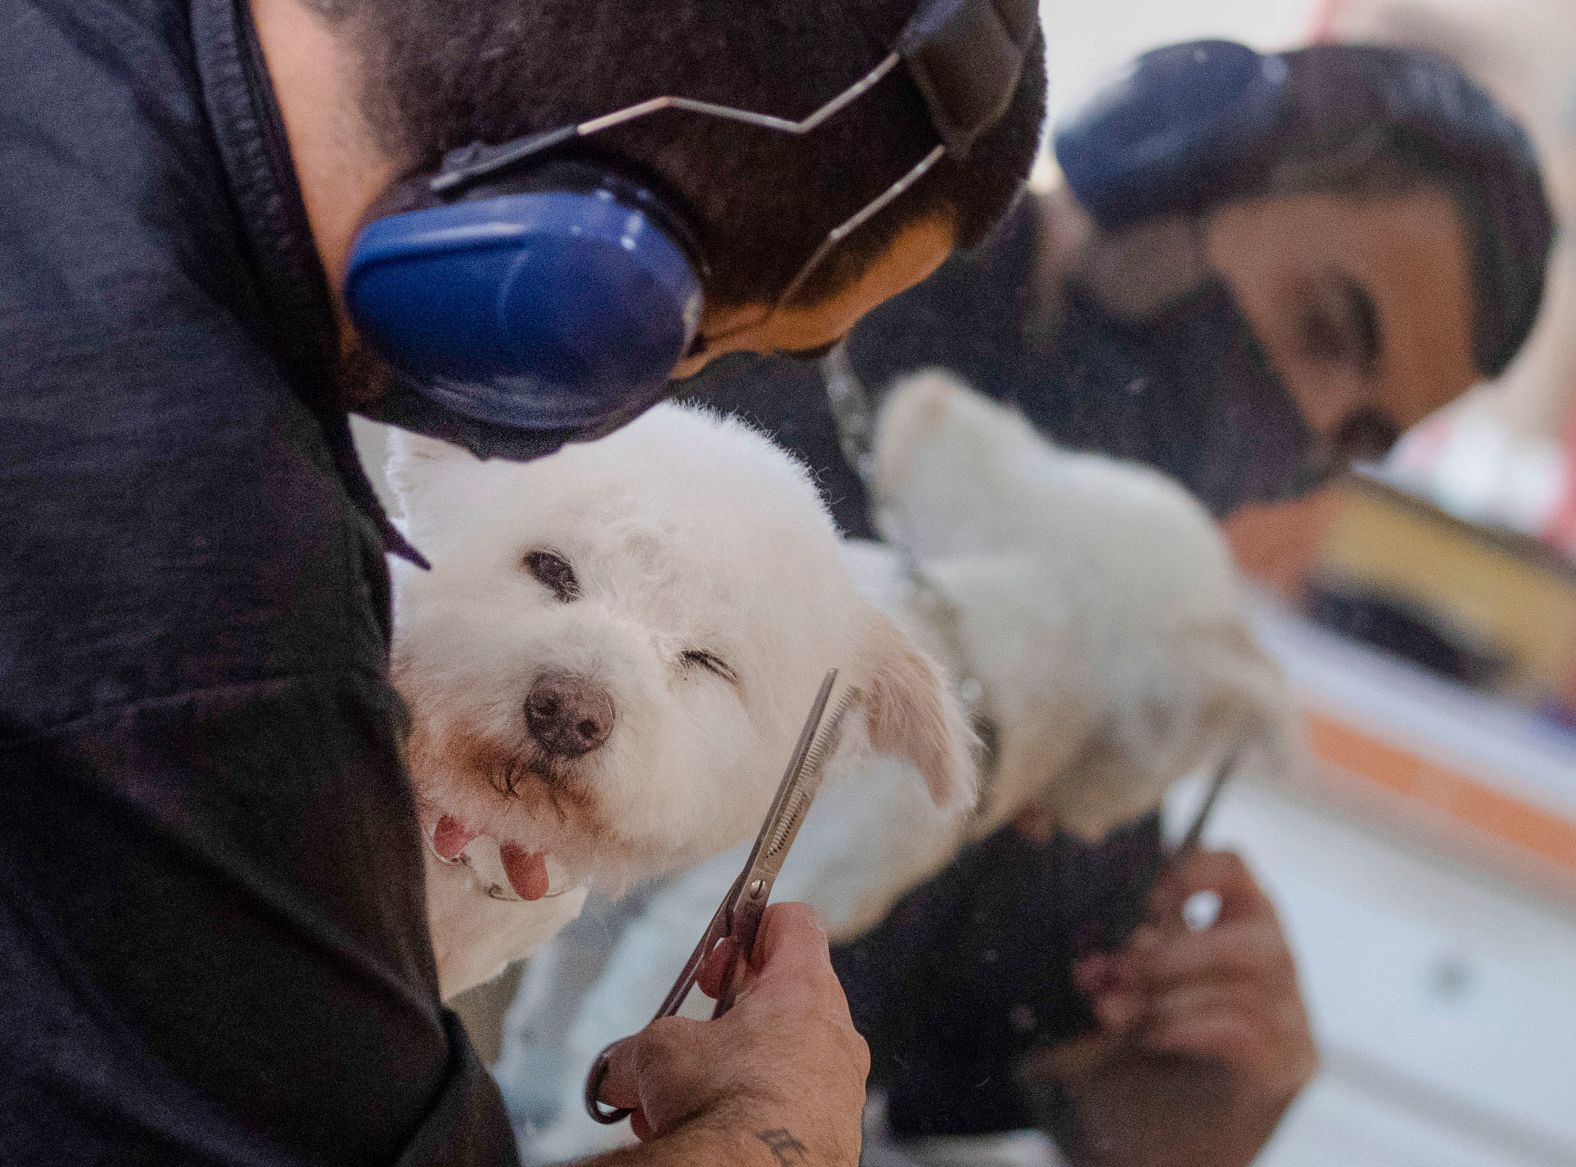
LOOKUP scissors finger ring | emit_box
[584,1042,631,1125]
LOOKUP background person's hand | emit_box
[596,902,870,1165]
[1024,849,1318,1167]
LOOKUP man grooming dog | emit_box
[386,405,974,999]
[0,0,1046,1162]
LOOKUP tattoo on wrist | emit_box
[756,1128,809,1166]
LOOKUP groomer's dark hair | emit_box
[1247,44,1555,378]
[315,0,1047,309]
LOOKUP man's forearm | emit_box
[1058,1073,1290,1167]
[579,1119,830,1167]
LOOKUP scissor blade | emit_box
[732,670,839,881]
[1175,743,1237,856]
[755,682,863,875]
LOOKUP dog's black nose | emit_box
[524,673,615,758]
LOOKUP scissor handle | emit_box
[585,1042,632,1125]
[710,869,773,1017]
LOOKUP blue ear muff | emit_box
[345,181,703,431]
[1053,40,1291,228]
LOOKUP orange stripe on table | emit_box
[1303,709,1576,874]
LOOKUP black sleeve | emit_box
[0,343,519,1163]
[0,21,515,1152]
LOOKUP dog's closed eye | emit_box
[524,549,580,602]
[680,649,737,685]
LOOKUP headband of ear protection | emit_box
[1054,41,1556,376]
[344,0,1039,434]
[1052,40,1292,229]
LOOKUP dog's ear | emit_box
[853,614,980,814]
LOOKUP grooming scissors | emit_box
[584,668,861,1125]
[1095,744,1238,953]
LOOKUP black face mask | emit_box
[1045,277,1337,518]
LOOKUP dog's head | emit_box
[388,405,975,899]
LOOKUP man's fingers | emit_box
[1147,850,1272,929]
[1117,920,1294,993]
[749,901,831,977]
[696,936,738,1001]
[742,903,854,1019]
[1138,982,1285,1072]
[1146,1010,1268,1071]
[578,903,869,1160]
[596,1035,644,1114]
[595,1018,704,1119]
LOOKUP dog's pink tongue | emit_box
[432,816,477,861]
[500,843,550,902]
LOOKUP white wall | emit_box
[1040,0,1316,124]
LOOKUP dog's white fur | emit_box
[518,372,1299,1160]
[868,371,1298,844]
[389,404,975,998]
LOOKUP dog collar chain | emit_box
[820,347,1003,815]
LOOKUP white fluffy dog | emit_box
[389,404,975,999]
[864,370,1298,850]
[516,371,1299,1160]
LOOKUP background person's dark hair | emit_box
[316,0,1047,311]
[1242,44,1556,379]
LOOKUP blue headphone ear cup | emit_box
[344,188,703,430]
[1053,40,1290,228]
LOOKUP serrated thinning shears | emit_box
[584,668,859,1125]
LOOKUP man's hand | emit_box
[590,902,870,1167]
[1024,850,1317,1167]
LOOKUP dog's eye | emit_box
[680,650,737,685]
[524,549,579,602]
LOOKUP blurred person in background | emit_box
[669,39,1553,1167]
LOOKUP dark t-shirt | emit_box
[0,1,514,1162]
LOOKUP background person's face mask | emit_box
[1048,273,1336,518]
